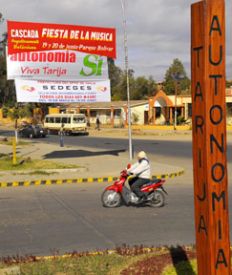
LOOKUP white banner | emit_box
[15,79,111,103]
[7,50,108,80]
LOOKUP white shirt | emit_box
[127,158,151,179]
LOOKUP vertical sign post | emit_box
[191,0,231,274]
[12,137,17,165]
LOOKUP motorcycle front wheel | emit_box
[101,190,121,208]
[149,190,165,207]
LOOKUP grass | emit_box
[0,245,198,275]
[162,259,197,275]
[0,154,82,171]
[0,253,198,275]
[0,137,29,146]
[0,254,143,275]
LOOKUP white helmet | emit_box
[137,151,147,159]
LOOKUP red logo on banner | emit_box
[7,21,116,58]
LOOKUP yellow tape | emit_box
[24,181,30,187]
[0,182,7,188]
[0,169,185,189]
[12,181,19,187]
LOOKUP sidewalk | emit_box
[0,138,184,184]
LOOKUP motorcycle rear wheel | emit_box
[149,190,165,207]
[101,190,121,208]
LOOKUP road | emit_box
[0,182,194,256]
[0,130,232,256]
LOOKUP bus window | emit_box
[73,116,85,123]
[55,117,61,123]
[61,117,71,124]
[46,117,54,123]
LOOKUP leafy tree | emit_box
[6,104,33,129]
[108,58,157,100]
[0,32,16,106]
[132,76,157,100]
[108,58,124,100]
[226,80,232,88]
[163,58,190,95]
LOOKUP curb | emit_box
[0,169,184,188]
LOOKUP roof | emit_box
[64,100,148,109]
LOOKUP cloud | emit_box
[0,0,231,80]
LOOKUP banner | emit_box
[7,50,108,80]
[7,21,116,58]
[15,79,111,103]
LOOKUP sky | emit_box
[0,0,232,81]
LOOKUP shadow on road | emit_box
[43,149,126,159]
[169,246,195,275]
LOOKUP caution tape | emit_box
[0,169,184,188]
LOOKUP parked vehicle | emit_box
[44,114,88,135]
[101,168,167,208]
[19,124,47,138]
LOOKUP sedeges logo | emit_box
[21,85,36,92]
[96,86,107,92]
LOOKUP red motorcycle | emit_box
[101,169,167,208]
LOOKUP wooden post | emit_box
[191,0,231,274]
[148,98,154,124]
[169,108,173,124]
[87,107,90,119]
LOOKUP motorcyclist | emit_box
[127,151,151,203]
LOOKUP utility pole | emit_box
[120,0,133,160]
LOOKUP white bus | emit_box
[44,114,88,135]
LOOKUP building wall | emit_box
[49,107,60,114]
[131,105,145,125]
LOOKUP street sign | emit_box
[191,0,231,274]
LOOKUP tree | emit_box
[0,32,16,106]
[163,58,190,95]
[108,58,124,100]
[6,104,33,128]
[226,80,232,88]
[108,58,157,100]
[132,76,157,100]
[5,104,33,142]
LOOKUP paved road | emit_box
[0,182,194,256]
[0,130,232,256]
[43,134,232,172]
[1,181,232,257]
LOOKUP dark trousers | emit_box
[129,177,150,198]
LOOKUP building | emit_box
[47,90,174,126]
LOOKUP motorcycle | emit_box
[101,168,168,208]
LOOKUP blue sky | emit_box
[0,0,232,80]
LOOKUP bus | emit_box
[44,114,88,135]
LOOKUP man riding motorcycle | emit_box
[127,151,151,203]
